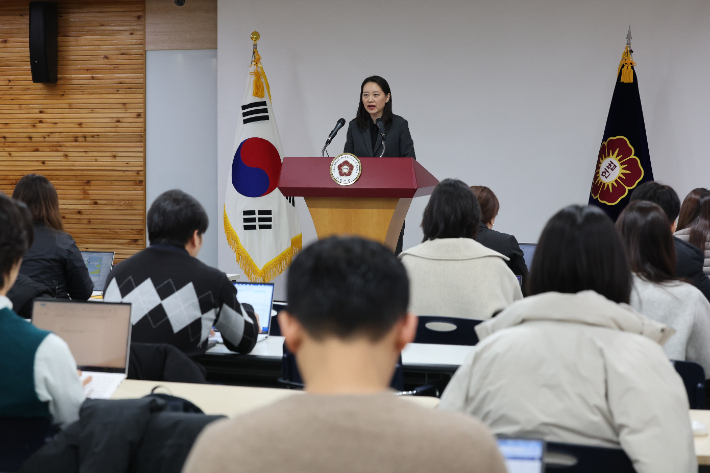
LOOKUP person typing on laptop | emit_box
[183,237,506,473]
[104,190,259,355]
[0,193,84,428]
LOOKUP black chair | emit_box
[128,343,207,384]
[544,442,635,472]
[0,416,55,472]
[269,302,287,337]
[672,359,705,409]
[414,316,482,346]
[278,342,405,391]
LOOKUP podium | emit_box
[278,157,438,251]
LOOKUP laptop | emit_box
[31,299,132,399]
[519,243,536,270]
[233,282,274,342]
[80,251,115,295]
[496,437,546,473]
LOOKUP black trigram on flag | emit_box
[241,101,269,124]
[243,210,272,230]
[285,196,295,207]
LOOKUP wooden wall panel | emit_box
[0,0,146,262]
[146,0,216,51]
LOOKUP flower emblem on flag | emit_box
[338,160,353,177]
[590,136,644,205]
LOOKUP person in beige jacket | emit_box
[399,179,522,320]
[183,237,507,473]
[439,205,696,473]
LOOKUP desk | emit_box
[199,336,473,388]
[691,410,710,465]
[111,379,440,417]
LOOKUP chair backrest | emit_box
[545,442,635,472]
[270,302,288,337]
[280,342,404,391]
[414,316,482,346]
[128,343,207,384]
[672,359,705,409]
[0,416,55,472]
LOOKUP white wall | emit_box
[217,0,710,293]
[147,49,219,266]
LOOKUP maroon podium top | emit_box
[278,157,438,198]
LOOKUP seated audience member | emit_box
[439,205,696,473]
[471,185,529,288]
[675,187,710,275]
[104,190,258,355]
[183,237,507,473]
[0,193,84,428]
[617,200,710,374]
[11,174,93,303]
[399,179,522,320]
[630,181,710,301]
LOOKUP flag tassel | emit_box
[250,50,266,98]
[617,45,636,84]
[224,207,302,282]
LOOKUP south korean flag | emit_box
[224,43,301,282]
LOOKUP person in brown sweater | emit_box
[182,236,506,473]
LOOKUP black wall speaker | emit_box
[29,1,58,84]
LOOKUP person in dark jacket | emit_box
[12,174,93,301]
[630,181,710,302]
[104,190,259,356]
[471,186,528,294]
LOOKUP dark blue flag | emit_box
[588,45,654,221]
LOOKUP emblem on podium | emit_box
[330,153,361,186]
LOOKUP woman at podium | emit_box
[343,76,415,254]
[343,76,416,160]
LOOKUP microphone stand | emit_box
[379,137,386,158]
[321,139,331,158]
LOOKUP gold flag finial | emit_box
[251,31,260,43]
[249,31,266,99]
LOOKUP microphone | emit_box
[376,118,386,157]
[322,118,346,157]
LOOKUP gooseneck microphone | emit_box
[322,118,346,157]
[376,118,386,158]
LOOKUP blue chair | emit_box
[414,316,482,346]
[0,416,56,472]
[544,442,635,472]
[279,342,405,391]
[672,359,705,409]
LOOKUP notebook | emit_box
[496,437,545,473]
[233,282,274,342]
[31,299,132,399]
[80,251,115,294]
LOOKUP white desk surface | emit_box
[111,379,439,417]
[690,410,710,465]
[207,336,474,368]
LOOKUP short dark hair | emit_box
[529,205,632,304]
[286,237,409,341]
[147,190,209,246]
[0,193,34,289]
[616,201,676,284]
[630,181,681,223]
[356,75,393,132]
[421,179,480,242]
[471,186,500,225]
[12,174,64,232]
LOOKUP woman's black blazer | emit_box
[343,115,416,159]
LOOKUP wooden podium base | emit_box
[304,196,412,251]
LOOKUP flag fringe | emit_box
[617,45,636,84]
[224,206,302,282]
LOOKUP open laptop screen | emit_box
[233,282,274,334]
[81,251,115,292]
[31,300,131,374]
[496,438,545,473]
[519,244,536,271]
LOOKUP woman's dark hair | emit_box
[147,189,209,247]
[616,201,676,284]
[356,76,393,132]
[0,193,34,289]
[471,186,500,225]
[529,205,631,303]
[677,188,710,251]
[421,179,480,242]
[12,174,65,231]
